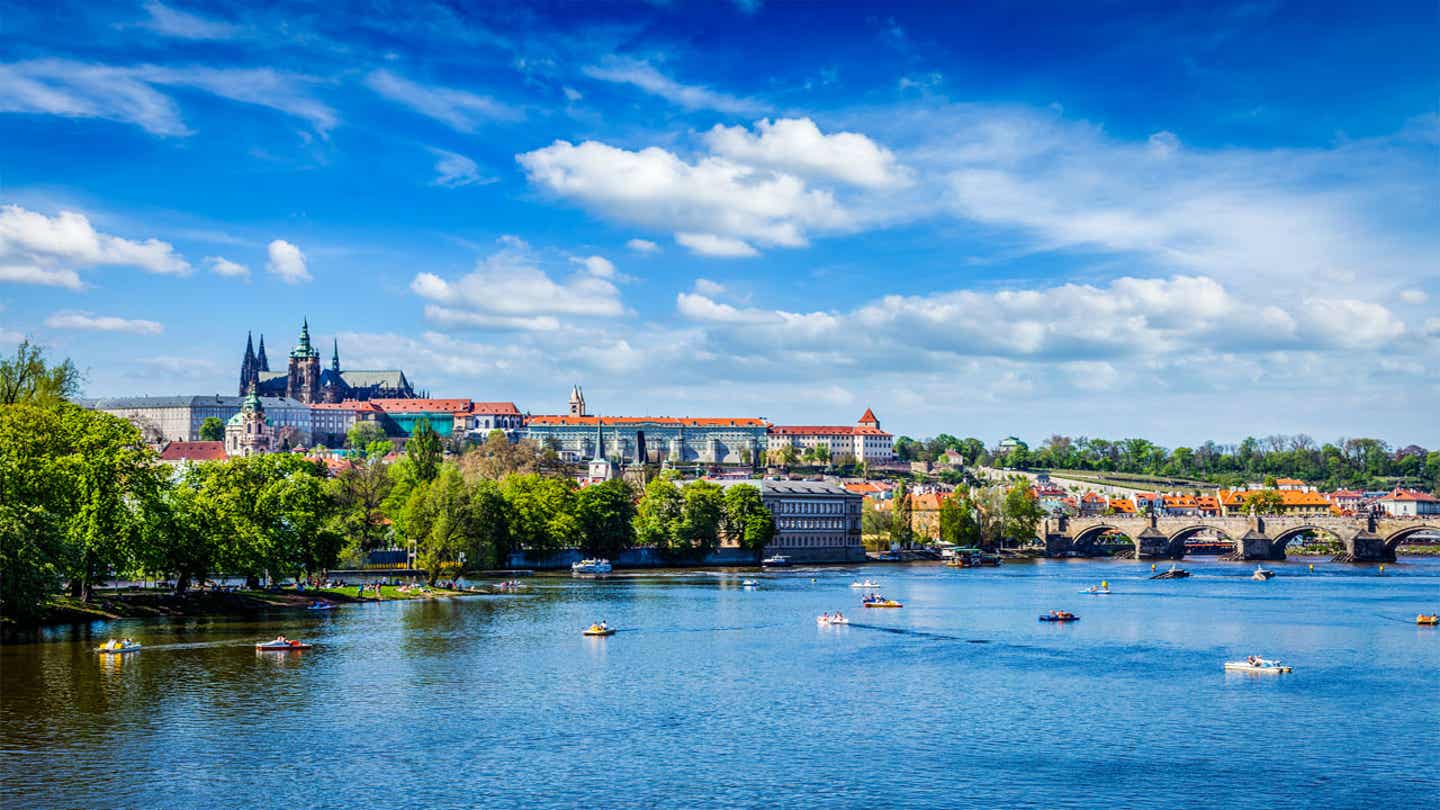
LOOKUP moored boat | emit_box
[1224,656,1291,674]
[571,558,613,574]
[256,637,312,651]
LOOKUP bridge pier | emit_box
[1333,530,1396,563]
[1135,527,1177,559]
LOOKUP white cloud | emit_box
[571,255,616,278]
[518,139,853,254]
[265,240,310,284]
[582,58,765,115]
[0,60,337,135]
[137,2,240,40]
[693,278,726,296]
[675,232,759,258]
[45,311,163,335]
[703,117,911,189]
[676,293,779,324]
[366,69,519,132]
[562,86,582,102]
[1399,289,1428,304]
[410,239,624,331]
[206,256,249,279]
[429,148,494,188]
[0,264,83,289]
[626,238,660,254]
[0,205,189,287]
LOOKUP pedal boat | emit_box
[850,580,881,588]
[582,625,615,637]
[862,599,903,608]
[1224,658,1291,674]
[96,640,142,654]
[1417,614,1439,626]
[1039,611,1079,622]
[816,615,850,625]
[256,639,312,651]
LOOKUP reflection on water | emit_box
[2,558,1438,808]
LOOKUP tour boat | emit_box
[850,580,881,588]
[1417,614,1439,626]
[1251,566,1275,581]
[816,614,850,625]
[1039,611,1079,622]
[571,558,613,574]
[1224,657,1292,674]
[582,624,615,637]
[762,554,791,567]
[255,639,312,651]
[96,640,142,654]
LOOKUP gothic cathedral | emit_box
[238,319,418,404]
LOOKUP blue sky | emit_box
[1,0,1436,446]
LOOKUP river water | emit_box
[3,558,1437,808]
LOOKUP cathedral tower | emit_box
[569,384,586,417]
[286,318,322,403]
[256,334,269,371]
[239,332,256,395]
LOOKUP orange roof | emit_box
[369,398,474,413]
[1081,492,1105,502]
[843,481,890,494]
[769,424,891,437]
[160,441,227,461]
[526,414,768,428]
[1379,489,1440,502]
[1109,498,1136,513]
[1275,478,1306,486]
[310,400,379,412]
[908,492,950,511]
[472,401,520,415]
[859,408,878,423]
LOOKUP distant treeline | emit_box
[893,433,1440,492]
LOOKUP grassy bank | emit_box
[27,583,477,628]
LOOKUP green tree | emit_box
[576,478,637,559]
[329,457,394,553]
[891,482,914,547]
[466,479,511,568]
[939,489,981,547]
[198,416,225,442]
[1000,483,1044,546]
[347,421,388,452]
[0,340,83,406]
[722,484,774,559]
[1242,489,1284,515]
[679,480,726,555]
[500,473,579,553]
[404,467,471,584]
[633,475,683,549]
[0,405,71,619]
[407,418,443,483]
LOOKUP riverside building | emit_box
[766,408,895,464]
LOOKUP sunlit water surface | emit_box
[3,558,1437,808]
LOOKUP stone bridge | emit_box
[1040,514,1439,562]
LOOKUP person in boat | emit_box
[600,620,608,631]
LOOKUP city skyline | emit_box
[2,1,1437,445]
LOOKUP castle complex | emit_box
[238,319,416,404]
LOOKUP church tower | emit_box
[286,318,322,403]
[569,384,586,417]
[239,332,256,395]
[256,334,269,372]
[226,382,274,457]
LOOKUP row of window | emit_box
[778,500,852,514]
[779,518,850,531]
[776,534,849,547]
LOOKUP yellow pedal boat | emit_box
[863,600,903,608]
[582,625,615,636]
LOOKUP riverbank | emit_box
[12,584,481,634]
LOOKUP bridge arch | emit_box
[1269,525,1345,556]
[1382,523,1440,549]
[1071,524,1141,557]
[1165,525,1239,558]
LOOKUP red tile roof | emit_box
[369,398,475,413]
[1379,489,1440,502]
[159,441,227,461]
[472,401,520,415]
[526,415,768,428]
[859,408,878,423]
[310,400,379,412]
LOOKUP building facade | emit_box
[526,414,767,465]
[79,394,314,445]
[1375,489,1440,516]
[225,386,275,457]
[766,408,895,464]
[240,319,416,404]
[759,480,866,562]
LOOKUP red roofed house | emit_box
[1375,488,1440,517]
[158,440,228,465]
[767,408,895,464]
[523,387,768,465]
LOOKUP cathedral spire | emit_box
[331,338,340,373]
[257,334,269,371]
[291,317,317,358]
[240,332,256,395]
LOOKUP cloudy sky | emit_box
[1,0,1436,445]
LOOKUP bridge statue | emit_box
[1040,512,1435,563]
